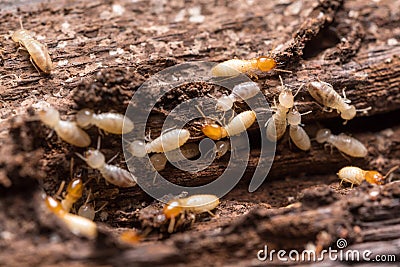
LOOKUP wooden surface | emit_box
[0,0,399,266]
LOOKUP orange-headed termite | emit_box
[211,56,290,77]
[163,194,220,233]
[316,128,367,158]
[61,178,83,212]
[337,166,399,188]
[12,19,53,74]
[76,109,134,134]
[37,102,91,147]
[45,195,97,239]
[127,129,190,157]
[202,110,256,140]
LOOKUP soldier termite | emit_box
[215,81,261,112]
[337,166,399,188]
[265,77,303,141]
[201,110,256,140]
[12,18,53,74]
[316,128,368,158]
[307,81,371,123]
[287,109,311,151]
[211,56,291,77]
[76,138,137,187]
[37,102,91,147]
[163,194,220,233]
[45,195,97,239]
[61,178,83,212]
[76,109,134,135]
[127,129,190,158]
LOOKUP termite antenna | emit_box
[293,83,305,98]
[384,165,400,179]
[75,152,87,162]
[356,106,372,114]
[300,110,312,116]
[96,135,101,150]
[19,16,24,30]
[274,68,293,74]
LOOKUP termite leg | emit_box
[30,56,42,75]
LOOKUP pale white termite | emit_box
[150,143,200,172]
[163,194,220,233]
[307,81,370,122]
[12,19,53,74]
[76,109,134,134]
[202,110,256,140]
[287,110,311,151]
[37,103,91,147]
[76,148,137,187]
[265,78,302,141]
[127,129,191,157]
[337,166,399,188]
[78,194,108,221]
[216,81,261,111]
[45,196,97,239]
[315,129,368,158]
[215,140,231,159]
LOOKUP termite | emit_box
[45,195,97,239]
[337,166,399,188]
[211,56,290,77]
[265,77,302,141]
[61,178,83,212]
[315,128,368,158]
[201,110,256,140]
[76,139,137,187]
[127,129,191,157]
[307,81,370,123]
[78,191,108,220]
[76,109,134,134]
[287,109,311,151]
[150,143,200,172]
[215,140,231,159]
[12,19,53,74]
[216,81,261,111]
[37,102,91,147]
[163,194,220,233]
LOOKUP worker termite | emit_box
[45,195,97,239]
[78,192,108,221]
[127,129,190,157]
[163,194,220,233]
[201,110,256,140]
[337,166,399,188]
[287,109,311,151]
[307,81,371,123]
[12,19,53,74]
[37,102,91,147]
[76,139,137,187]
[215,81,261,111]
[76,109,134,134]
[316,129,368,158]
[265,77,303,141]
[211,56,290,77]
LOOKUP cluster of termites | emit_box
[24,14,394,238]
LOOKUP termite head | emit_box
[45,195,64,214]
[216,95,234,112]
[340,105,356,121]
[201,123,227,140]
[279,89,294,109]
[11,29,29,43]
[66,178,83,199]
[163,200,183,219]
[37,105,60,128]
[364,171,384,185]
[150,153,168,172]
[287,110,301,126]
[128,140,147,157]
[316,128,331,143]
[84,149,105,169]
[256,56,277,72]
[78,204,96,221]
[76,109,94,128]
